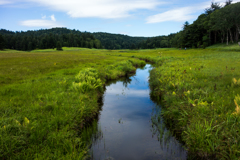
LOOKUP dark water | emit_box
[90,64,187,160]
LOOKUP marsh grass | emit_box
[1,47,239,159]
[146,48,240,159]
[0,49,133,85]
[0,48,145,159]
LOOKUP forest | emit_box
[92,32,147,49]
[0,28,102,51]
[137,1,240,49]
[170,1,240,48]
[0,1,239,51]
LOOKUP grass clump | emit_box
[72,68,103,93]
[101,60,145,80]
[128,59,146,67]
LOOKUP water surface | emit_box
[90,64,187,160]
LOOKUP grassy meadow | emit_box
[0,48,146,159]
[0,44,240,159]
[147,45,240,159]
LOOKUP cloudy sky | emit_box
[0,0,239,37]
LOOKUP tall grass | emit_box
[2,46,239,159]
[0,49,145,159]
[148,49,240,159]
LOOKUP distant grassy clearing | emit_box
[0,49,129,85]
[207,43,240,51]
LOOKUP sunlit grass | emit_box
[0,48,145,159]
[0,49,129,85]
[207,43,240,51]
[147,48,240,159]
[1,46,240,159]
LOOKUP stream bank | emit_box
[88,64,187,160]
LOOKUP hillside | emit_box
[0,28,102,51]
[0,28,176,50]
[93,32,147,49]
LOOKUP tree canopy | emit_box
[169,2,240,48]
[93,32,147,49]
[0,28,102,51]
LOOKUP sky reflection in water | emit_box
[91,64,187,160]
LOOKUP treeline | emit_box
[0,28,102,51]
[170,1,240,48]
[92,32,147,49]
[137,34,176,49]
[1,1,239,51]
[92,32,177,49]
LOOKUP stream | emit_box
[90,64,187,160]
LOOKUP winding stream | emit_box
[90,64,187,160]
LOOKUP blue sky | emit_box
[1,0,239,37]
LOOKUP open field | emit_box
[1,47,240,159]
[0,48,146,159]
[0,48,146,85]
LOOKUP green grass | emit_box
[1,47,240,159]
[30,47,98,52]
[0,49,25,53]
[207,43,240,51]
[0,49,132,85]
[146,49,240,159]
[0,48,146,159]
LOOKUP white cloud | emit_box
[0,0,12,5]
[25,0,164,19]
[146,7,198,23]
[20,19,63,28]
[20,14,63,28]
[146,1,210,24]
[50,14,56,21]
[216,0,240,6]
[232,0,240,3]
[146,0,240,24]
